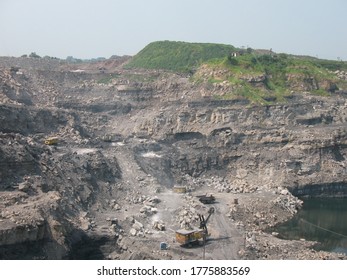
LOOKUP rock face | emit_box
[0,57,347,260]
[130,95,347,197]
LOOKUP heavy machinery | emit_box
[44,136,59,145]
[173,186,187,193]
[175,207,214,246]
[196,194,216,204]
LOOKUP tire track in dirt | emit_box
[205,201,244,259]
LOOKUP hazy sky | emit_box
[0,0,346,60]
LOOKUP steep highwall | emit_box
[127,95,347,197]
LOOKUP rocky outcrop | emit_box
[0,68,33,105]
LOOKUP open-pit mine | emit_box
[1,50,347,260]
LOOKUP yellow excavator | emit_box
[175,207,214,246]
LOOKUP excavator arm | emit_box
[198,207,215,236]
[204,207,215,224]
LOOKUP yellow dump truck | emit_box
[44,137,59,145]
[175,228,205,245]
[173,186,187,193]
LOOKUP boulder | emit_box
[153,220,165,231]
[129,228,137,236]
[132,220,144,231]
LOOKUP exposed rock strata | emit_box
[0,58,346,259]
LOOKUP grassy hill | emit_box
[124,40,347,104]
[124,41,236,72]
[194,52,347,104]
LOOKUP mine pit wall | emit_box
[0,104,74,135]
[0,222,72,259]
[146,95,347,195]
[0,223,46,247]
[117,89,154,101]
[0,104,94,145]
[134,98,347,196]
[166,128,345,186]
[290,182,347,198]
[0,222,60,260]
[134,95,347,143]
[54,100,132,114]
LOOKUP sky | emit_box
[0,0,346,60]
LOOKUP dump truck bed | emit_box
[196,194,215,204]
[175,228,204,245]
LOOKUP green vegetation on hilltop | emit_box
[124,40,347,104]
[197,52,347,104]
[125,41,236,72]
